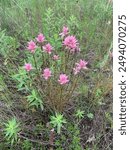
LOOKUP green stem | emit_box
[65,51,70,72]
[59,86,63,112]
[64,76,79,103]
[33,54,38,71]
[33,54,41,80]
[40,45,45,66]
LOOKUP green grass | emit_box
[0,0,112,51]
[0,0,112,149]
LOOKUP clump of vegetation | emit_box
[3,118,21,146]
[12,26,88,113]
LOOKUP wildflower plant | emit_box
[50,113,66,134]
[4,118,20,146]
[13,26,88,112]
[75,109,85,120]
[75,109,85,124]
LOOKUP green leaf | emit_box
[50,113,66,134]
[27,90,43,111]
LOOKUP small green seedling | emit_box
[4,118,20,145]
[75,109,85,119]
[50,113,66,134]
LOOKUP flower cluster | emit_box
[73,60,88,75]
[53,55,59,60]
[36,33,45,43]
[43,43,53,54]
[25,26,88,85]
[58,74,69,85]
[24,63,33,72]
[59,26,69,38]
[27,41,37,53]
[63,35,78,50]
[42,68,52,80]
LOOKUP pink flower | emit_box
[76,59,88,70]
[73,59,88,75]
[43,43,53,54]
[58,74,69,85]
[63,36,78,50]
[27,40,37,53]
[53,55,59,60]
[73,67,80,75]
[42,68,51,80]
[36,33,45,43]
[24,63,33,72]
[59,26,69,38]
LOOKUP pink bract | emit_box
[42,68,51,80]
[73,59,88,75]
[43,43,53,54]
[73,67,81,75]
[36,33,45,43]
[53,55,59,60]
[63,35,78,50]
[24,63,33,72]
[76,59,88,70]
[27,40,37,53]
[58,74,69,85]
[59,26,69,38]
